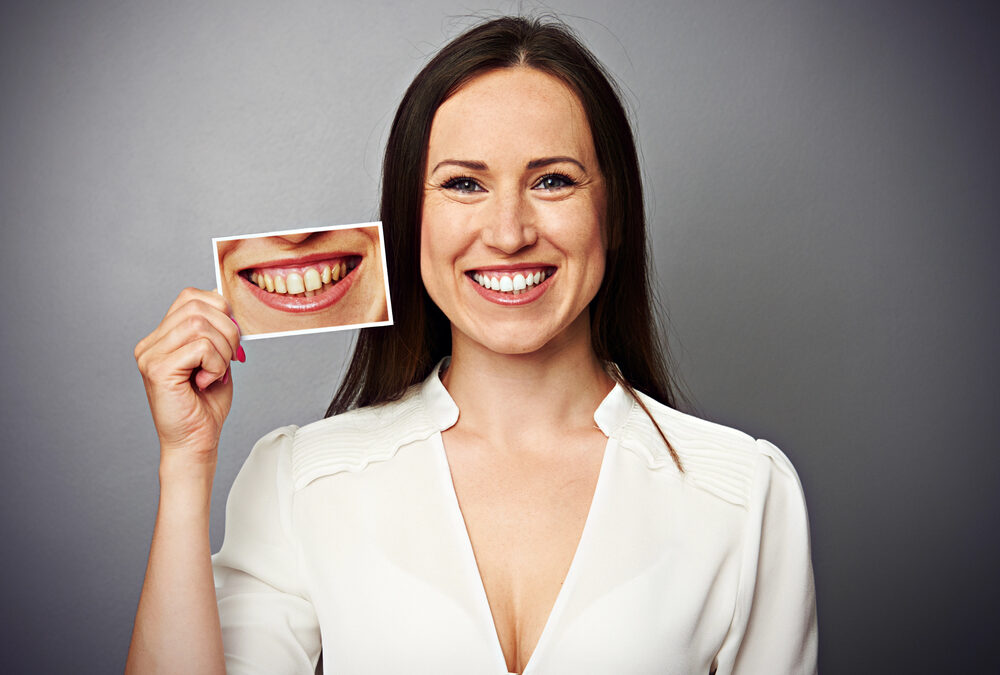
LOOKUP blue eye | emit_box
[534,173,576,190]
[442,177,485,193]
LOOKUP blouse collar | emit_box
[418,358,636,439]
[419,359,460,431]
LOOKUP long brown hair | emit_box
[327,16,684,471]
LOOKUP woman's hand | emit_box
[134,287,244,468]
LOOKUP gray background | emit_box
[1,0,997,672]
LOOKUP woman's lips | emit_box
[239,255,362,312]
[467,266,555,305]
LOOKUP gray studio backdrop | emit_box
[1,1,997,672]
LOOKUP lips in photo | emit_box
[213,223,392,338]
[241,253,363,312]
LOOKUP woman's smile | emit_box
[466,265,556,305]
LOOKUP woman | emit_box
[127,16,817,675]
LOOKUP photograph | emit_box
[213,223,391,338]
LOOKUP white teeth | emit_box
[250,259,358,296]
[304,268,322,292]
[472,269,550,293]
[286,273,305,295]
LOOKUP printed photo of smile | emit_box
[212,222,392,339]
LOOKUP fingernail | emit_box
[230,316,240,329]
[221,369,230,385]
[236,345,246,363]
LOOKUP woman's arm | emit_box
[126,287,243,674]
[127,458,224,674]
[715,440,819,674]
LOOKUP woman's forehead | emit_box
[426,67,595,168]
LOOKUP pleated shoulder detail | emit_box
[617,391,761,508]
[290,385,437,491]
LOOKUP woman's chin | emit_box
[456,328,571,358]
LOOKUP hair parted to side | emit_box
[327,15,685,471]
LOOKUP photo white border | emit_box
[212,221,393,340]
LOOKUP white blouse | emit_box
[212,363,818,674]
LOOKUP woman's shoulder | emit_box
[620,389,807,511]
[256,383,439,491]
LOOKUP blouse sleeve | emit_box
[211,426,322,674]
[714,440,819,674]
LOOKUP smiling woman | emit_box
[128,15,817,675]
[216,226,388,336]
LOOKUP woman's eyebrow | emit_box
[526,156,586,172]
[431,159,488,173]
[431,156,586,173]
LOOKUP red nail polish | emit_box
[236,345,246,363]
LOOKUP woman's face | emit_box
[421,66,607,357]
[216,227,387,335]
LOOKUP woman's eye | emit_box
[442,177,484,193]
[534,173,576,190]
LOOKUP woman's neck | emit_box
[441,316,614,447]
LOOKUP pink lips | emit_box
[240,254,361,313]
[466,267,555,306]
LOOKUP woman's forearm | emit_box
[125,457,225,675]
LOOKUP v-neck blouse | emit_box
[212,363,818,674]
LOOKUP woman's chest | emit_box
[442,431,607,673]
[292,438,744,674]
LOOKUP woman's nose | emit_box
[276,233,313,244]
[481,192,537,253]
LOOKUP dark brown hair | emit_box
[327,16,683,470]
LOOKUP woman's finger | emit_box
[193,365,229,391]
[142,335,227,386]
[165,286,231,318]
[144,304,241,368]
[136,288,233,358]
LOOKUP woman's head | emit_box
[330,15,679,413]
[421,65,608,358]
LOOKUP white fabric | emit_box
[212,362,818,674]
